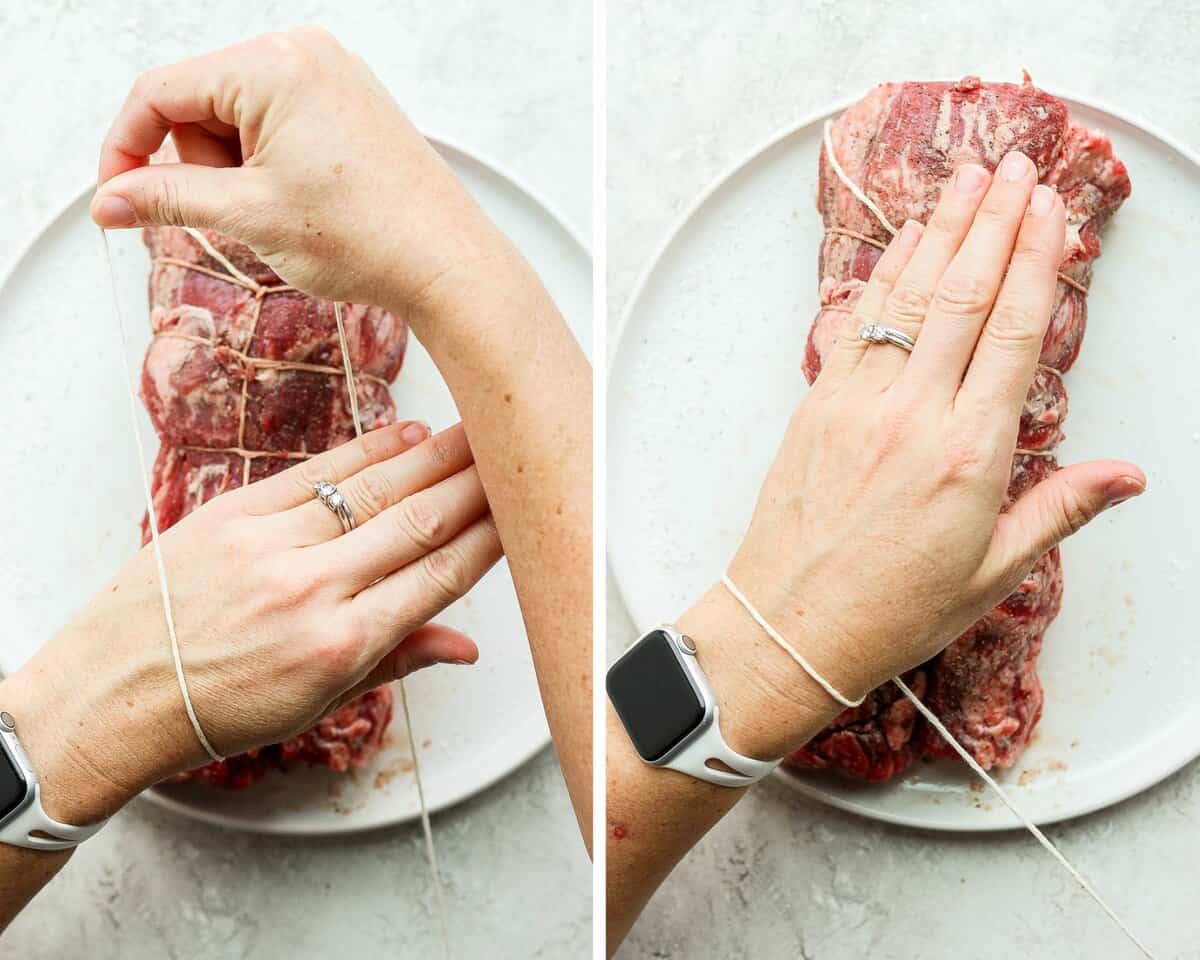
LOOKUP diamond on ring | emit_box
[313,481,355,534]
[858,323,915,353]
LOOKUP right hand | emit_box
[90,27,511,312]
[689,153,1144,757]
[1,422,501,824]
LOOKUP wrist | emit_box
[0,633,192,825]
[396,231,543,345]
[676,583,845,760]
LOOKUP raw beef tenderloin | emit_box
[140,224,408,788]
[787,77,1128,780]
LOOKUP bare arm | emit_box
[91,27,592,842]
[406,258,593,839]
[605,156,1144,949]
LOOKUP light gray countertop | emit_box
[0,2,590,958]
[608,2,1199,958]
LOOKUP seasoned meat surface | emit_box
[141,225,407,787]
[787,77,1128,780]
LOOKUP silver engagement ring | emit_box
[859,323,916,353]
[314,481,356,534]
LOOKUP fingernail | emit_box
[1104,475,1145,507]
[1000,151,1032,182]
[1030,184,1056,217]
[401,421,430,444]
[955,164,987,193]
[897,219,923,247]
[445,659,474,666]
[93,196,137,227]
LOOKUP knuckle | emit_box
[259,560,322,607]
[294,457,330,495]
[352,468,396,518]
[985,301,1042,348]
[313,621,370,677]
[427,438,453,465]
[419,545,470,606]
[874,399,918,451]
[220,189,277,242]
[1014,230,1060,263]
[268,32,319,83]
[478,513,500,546]
[142,177,184,226]
[360,425,400,461]
[868,247,904,285]
[933,273,992,317]
[1056,484,1093,538]
[973,200,1011,229]
[884,281,930,325]
[924,205,963,243]
[396,496,444,550]
[130,68,162,103]
[939,435,987,484]
[290,24,340,49]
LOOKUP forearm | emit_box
[605,584,840,951]
[0,845,70,932]
[0,646,149,931]
[403,241,594,844]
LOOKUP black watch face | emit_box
[606,629,705,762]
[0,745,28,820]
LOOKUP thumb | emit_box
[989,459,1146,578]
[381,623,479,679]
[91,162,263,235]
[331,624,478,711]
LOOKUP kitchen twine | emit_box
[152,227,391,484]
[333,298,451,959]
[721,576,1154,958]
[725,119,1153,959]
[100,228,451,959]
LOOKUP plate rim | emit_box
[605,85,1200,831]
[1,134,589,835]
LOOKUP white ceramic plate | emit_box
[0,139,591,835]
[608,90,1200,831]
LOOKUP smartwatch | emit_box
[606,625,781,787]
[0,710,106,851]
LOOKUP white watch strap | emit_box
[665,705,781,788]
[0,783,106,851]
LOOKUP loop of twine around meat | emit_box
[821,121,1089,295]
[151,229,384,485]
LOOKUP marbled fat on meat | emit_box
[787,77,1129,780]
[140,225,408,788]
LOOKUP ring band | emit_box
[314,481,355,535]
[860,323,916,353]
